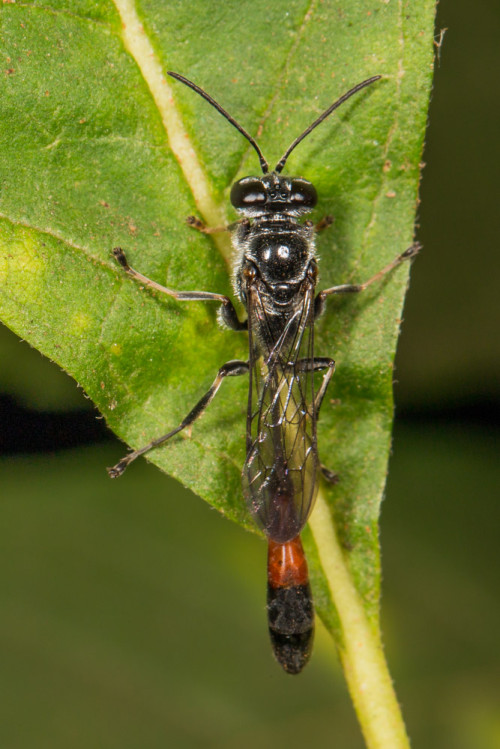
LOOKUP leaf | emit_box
[0,0,435,745]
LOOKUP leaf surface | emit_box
[0,0,435,645]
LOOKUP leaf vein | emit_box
[111,0,233,266]
[0,211,116,271]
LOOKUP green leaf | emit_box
[0,1,435,745]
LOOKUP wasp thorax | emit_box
[247,233,310,284]
[231,174,317,216]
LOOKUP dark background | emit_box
[1,1,499,747]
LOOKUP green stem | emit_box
[309,491,410,749]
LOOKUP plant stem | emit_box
[309,490,410,749]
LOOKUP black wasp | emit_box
[108,72,419,674]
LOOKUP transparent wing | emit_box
[242,281,319,543]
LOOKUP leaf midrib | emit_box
[112,0,233,263]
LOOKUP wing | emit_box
[242,280,319,543]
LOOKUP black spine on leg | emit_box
[267,582,314,675]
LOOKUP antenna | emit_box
[167,72,270,174]
[274,75,381,173]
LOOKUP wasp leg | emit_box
[314,242,421,317]
[311,357,336,415]
[293,356,335,415]
[314,214,334,233]
[320,464,339,484]
[107,360,249,478]
[185,216,243,234]
[314,358,339,484]
[295,357,337,483]
[314,360,337,483]
[112,247,247,331]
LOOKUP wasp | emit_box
[108,72,419,674]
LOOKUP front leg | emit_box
[314,214,334,233]
[187,216,251,244]
[304,215,334,234]
[185,216,243,234]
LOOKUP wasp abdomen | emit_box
[267,536,314,674]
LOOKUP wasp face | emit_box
[230,173,317,217]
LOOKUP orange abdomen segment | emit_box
[267,536,310,587]
[266,536,314,674]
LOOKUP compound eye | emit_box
[290,178,317,208]
[230,177,267,209]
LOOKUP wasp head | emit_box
[230,173,317,218]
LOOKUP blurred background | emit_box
[1,1,498,747]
